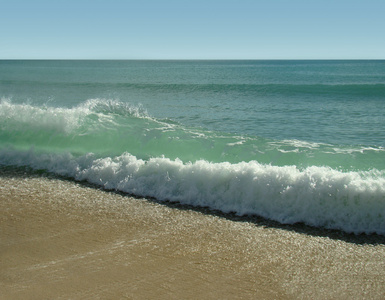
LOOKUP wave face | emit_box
[1,99,385,235]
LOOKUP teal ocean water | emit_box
[1,60,384,234]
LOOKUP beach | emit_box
[1,169,385,299]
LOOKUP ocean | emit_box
[1,60,384,235]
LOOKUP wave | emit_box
[1,98,384,169]
[1,149,384,235]
[1,99,385,235]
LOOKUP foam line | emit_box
[1,149,384,235]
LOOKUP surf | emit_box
[1,99,385,235]
[1,148,385,235]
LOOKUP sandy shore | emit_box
[1,169,385,299]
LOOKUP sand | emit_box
[1,169,385,299]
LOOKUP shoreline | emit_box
[2,168,385,298]
[3,167,384,245]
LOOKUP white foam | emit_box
[0,98,88,134]
[1,148,384,235]
[0,98,149,135]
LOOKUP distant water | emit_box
[1,60,385,234]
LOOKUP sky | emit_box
[1,0,385,59]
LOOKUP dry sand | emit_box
[1,169,385,299]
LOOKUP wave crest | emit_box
[79,98,149,118]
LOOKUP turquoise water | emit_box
[1,60,385,234]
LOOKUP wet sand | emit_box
[1,170,385,299]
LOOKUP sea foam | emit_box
[1,148,384,235]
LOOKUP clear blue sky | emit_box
[1,0,384,59]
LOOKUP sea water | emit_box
[1,60,384,234]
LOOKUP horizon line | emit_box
[1,58,385,61]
